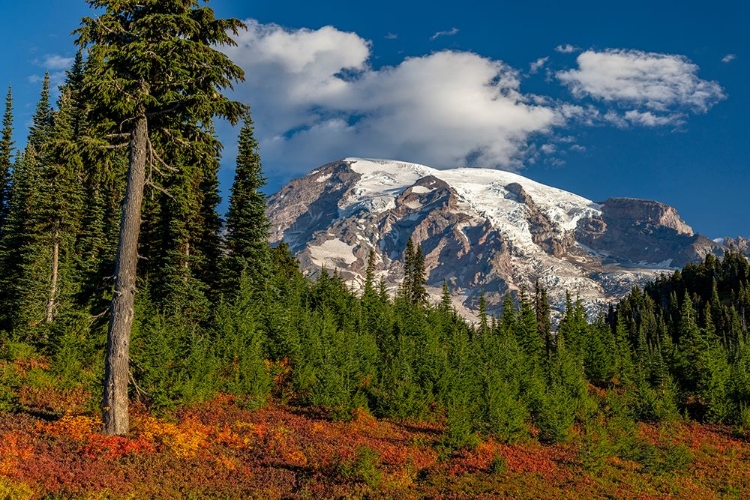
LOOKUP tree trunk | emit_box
[45,226,59,323]
[103,111,148,435]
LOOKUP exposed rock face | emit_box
[720,237,750,258]
[267,158,745,317]
[268,161,361,250]
[506,182,573,258]
[576,198,721,268]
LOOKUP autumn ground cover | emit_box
[0,392,748,500]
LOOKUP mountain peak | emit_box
[268,159,735,317]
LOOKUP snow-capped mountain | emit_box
[268,158,740,317]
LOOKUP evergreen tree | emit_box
[37,81,86,324]
[478,292,489,336]
[400,238,428,306]
[138,136,220,321]
[0,74,53,333]
[0,85,13,231]
[439,279,452,313]
[411,243,429,305]
[517,289,543,359]
[499,293,516,339]
[400,238,415,301]
[535,281,553,359]
[76,0,247,434]
[222,111,270,297]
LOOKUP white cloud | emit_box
[385,32,398,40]
[555,44,579,54]
[624,110,682,127]
[220,22,727,177]
[36,54,74,71]
[722,54,736,63]
[529,57,549,74]
[558,49,725,112]
[430,27,459,41]
[28,54,75,92]
[223,21,562,174]
[569,144,586,153]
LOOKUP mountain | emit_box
[267,158,745,317]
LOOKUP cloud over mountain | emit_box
[223,20,562,173]
[222,22,726,175]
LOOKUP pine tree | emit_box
[516,289,543,360]
[138,137,219,320]
[439,279,452,313]
[400,238,428,306]
[535,281,553,359]
[411,243,429,305]
[499,293,516,339]
[478,292,489,336]
[0,74,53,333]
[363,249,378,304]
[222,111,270,297]
[38,80,86,324]
[0,85,13,232]
[675,292,707,394]
[76,0,247,434]
[400,238,415,301]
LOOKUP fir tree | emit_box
[400,238,415,301]
[222,111,270,297]
[0,74,53,333]
[440,279,452,313]
[535,281,553,359]
[499,293,517,339]
[76,0,247,434]
[411,243,429,305]
[0,85,13,232]
[478,292,489,336]
[400,238,428,306]
[38,82,86,324]
[363,249,378,302]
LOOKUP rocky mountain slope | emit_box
[268,158,745,317]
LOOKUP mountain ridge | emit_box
[268,158,746,317]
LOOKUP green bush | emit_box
[337,446,383,488]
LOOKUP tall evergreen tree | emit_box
[535,281,553,359]
[400,238,428,306]
[222,111,270,297]
[76,0,247,435]
[0,74,53,333]
[38,69,91,323]
[0,85,13,232]
[440,279,452,313]
[400,238,416,301]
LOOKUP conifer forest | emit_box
[1,1,750,498]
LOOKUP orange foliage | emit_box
[3,397,750,499]
[0,432,34,475]
[40,415,99,441]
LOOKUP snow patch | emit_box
[316,173,332,183]
[309,239,358,268]
[410,186,434,194]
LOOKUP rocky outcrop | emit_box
[576,198,719,268]
[721,237,750,257]
[268,161,361,251]
[506,182,573,257]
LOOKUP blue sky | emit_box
[1,0,747,238]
